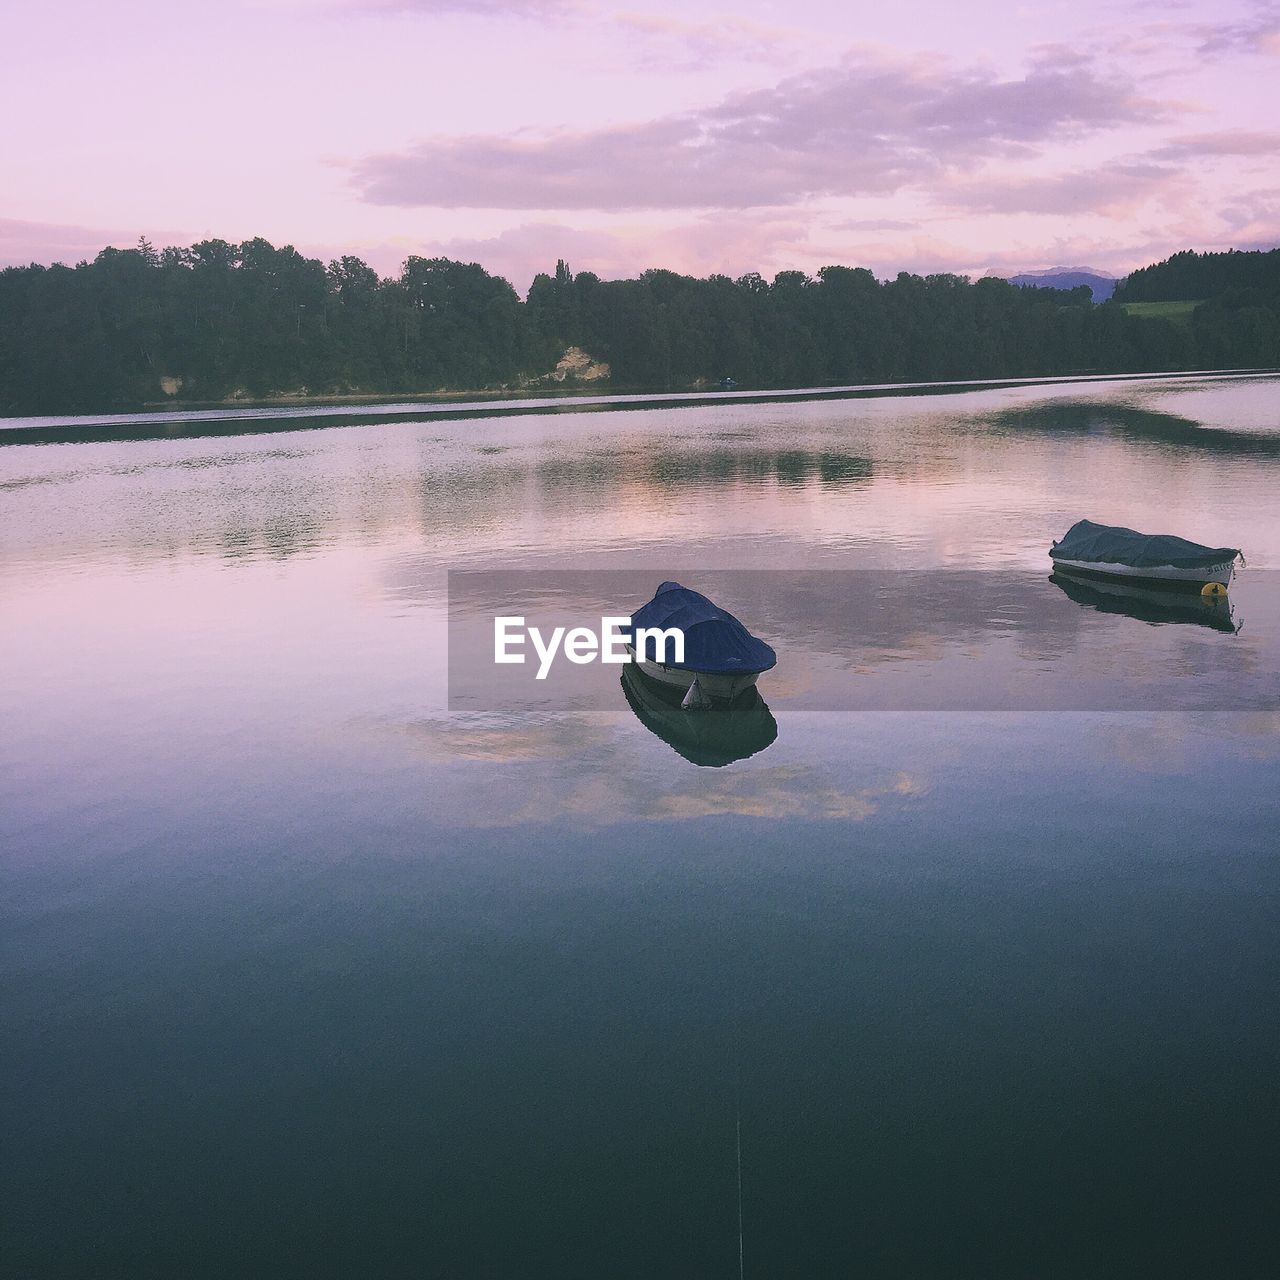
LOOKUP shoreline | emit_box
[2,367,1277,444]
[137,363,1278,415]
[139,383,614,410]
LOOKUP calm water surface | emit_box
[2,375,1279,1277]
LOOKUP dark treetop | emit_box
[1,240,1277,413]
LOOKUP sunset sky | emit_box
[2,0,1278,290]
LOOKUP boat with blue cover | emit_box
[620,581,777,704]
[1050,519,1242,594]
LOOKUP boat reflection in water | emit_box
[620,664,778,767]
[1050,569,1239,634]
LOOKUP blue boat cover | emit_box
[1051,519,1240,570]
[622,582,777,674]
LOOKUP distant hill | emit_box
[1113,247,1280,303]
[1003,267,1117,302]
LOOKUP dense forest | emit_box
[1113,248,1280,302]
[0,238,1277,413]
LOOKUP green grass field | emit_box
[1120,300,1198,324]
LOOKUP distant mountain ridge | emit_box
[1002,267,1118,302]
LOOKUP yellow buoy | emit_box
[1201,581,1228,598]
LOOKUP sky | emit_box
[1,0,1277,291]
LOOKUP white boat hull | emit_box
[1050,556,1236,589]
[625,646,763,702]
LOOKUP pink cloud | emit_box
[609,11,798,70]
[0,217,187,269]
[941,165,1183,217]
[1154,129,1280,158]
[832,218,920,232]
[326,0,572,15]
[403,212,815,292]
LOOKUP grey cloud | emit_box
[348,53,1168,211]
[1197,1,1280,53]
[1217,186,1280,233]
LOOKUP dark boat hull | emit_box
[1049,556,1234,593]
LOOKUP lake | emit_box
[2,373,1278,1278]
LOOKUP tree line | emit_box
[1113,247,1280,302]
[1112,248,1280,373]
[0,238,1276,414]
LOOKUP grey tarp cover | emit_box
[622,581,777,674]
[1051,519,1240,570]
